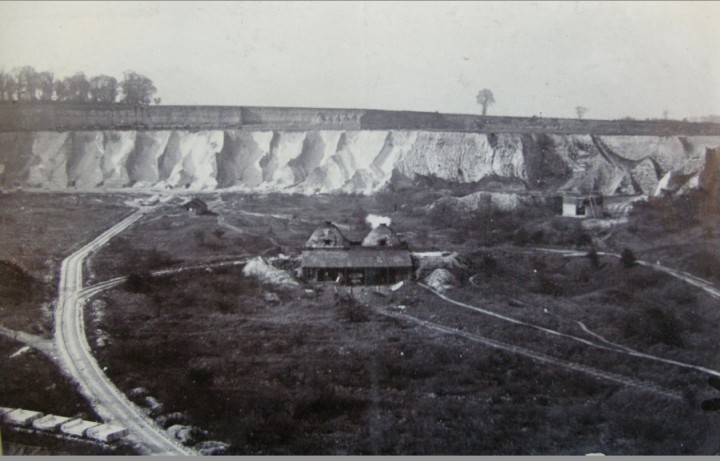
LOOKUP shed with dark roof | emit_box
[301,222,413,285]
[181,197,210,215]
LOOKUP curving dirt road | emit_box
[54,208,196,456]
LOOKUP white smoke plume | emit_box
[365,213,392,229]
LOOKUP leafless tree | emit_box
[476,88,495,116]
[575,106,588,119]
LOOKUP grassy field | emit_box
[87,188,544,281]
[90,263,720,455]
[85,191,720,455]
[1,181,717,455]
[0,192,131,336]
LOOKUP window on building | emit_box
[576,200,586,216]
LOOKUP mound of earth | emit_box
[242,256,299,287]
[424,268,457,292]
[414,251,468,280]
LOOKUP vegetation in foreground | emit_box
[86,189,720,455]
[0,336,96,417]
[91,262,719,455]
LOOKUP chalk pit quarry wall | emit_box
[1,128,719,197]
[0,103,719,196]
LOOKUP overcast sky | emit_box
[0,1,718,119]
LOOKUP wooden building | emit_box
[301,221,413,286]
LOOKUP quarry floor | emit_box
[1,190,720,454]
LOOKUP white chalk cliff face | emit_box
[0,130,718,196]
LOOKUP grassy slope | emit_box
[0,192,131,335]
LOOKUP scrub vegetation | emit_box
[85,190,720,455]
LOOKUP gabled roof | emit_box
[361,223,403,247]
[301,248,412,268]
[305,221,351,249]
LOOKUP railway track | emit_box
[54,208,196,456]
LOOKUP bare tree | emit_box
[575,106,588,119]
[476,88,495,116]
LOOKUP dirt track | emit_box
[54,208,195,456]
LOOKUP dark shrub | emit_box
[621,248,637,268]
[623,306,684,347]
[512,227,530,246]
[535,274,565,297]
[187,366,215,388]
[293,396,368,423]
[125,271,153,293]
[650,307,684,347]
[626,270,664,289]
[481,255,498,275]
[531,229,545,245]
[575,233,593,248]
[337,296,370,323]
[587,249,600,269]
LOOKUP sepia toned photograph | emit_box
[0,1,719,456]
